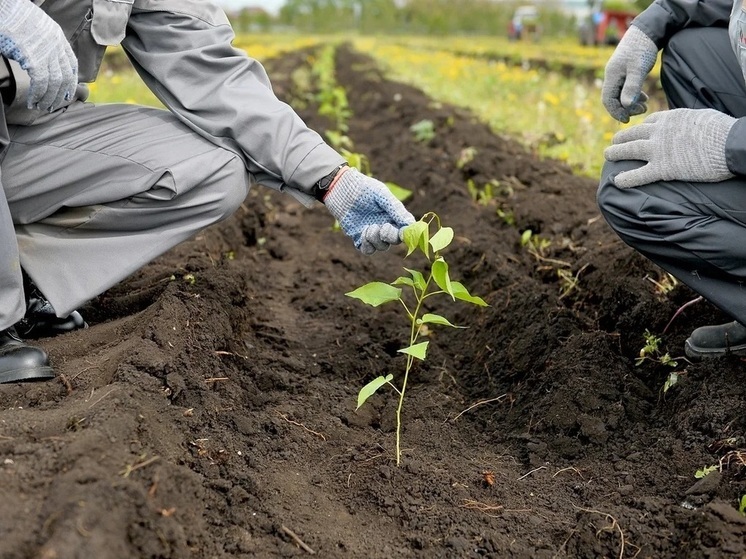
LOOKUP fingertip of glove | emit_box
[610,175,633,189]
[604,107,628,124]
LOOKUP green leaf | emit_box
[345,152,365,170]
[386,182,413,202]
[663,371,679,393]
[392,276,414,287]
[695,465,718,479]
[451,281,489,307]
[398,341,429,360]
[357,374,394,409]
[429,227,454,253]
[346,282,401,307]
[418,313,464,328]
[432,258,454,299]
[403,221,429,257]
[404,268,427,292]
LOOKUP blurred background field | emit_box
[90,0,664,180]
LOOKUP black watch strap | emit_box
[312,163,348,202]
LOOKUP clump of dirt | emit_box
[0,44,744,559]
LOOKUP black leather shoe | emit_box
[685,320,746,360]
[0,327,54,383]
[15,286,87,340]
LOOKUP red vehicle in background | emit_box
[579,4,637,45]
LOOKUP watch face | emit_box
[319,166,343,189]
[319,175,333,189]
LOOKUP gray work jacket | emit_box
[632,0,731,46]
[5,0,344,205]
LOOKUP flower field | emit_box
[90,34,664,178]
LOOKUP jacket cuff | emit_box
[286,142,346,195]
[631,3,675,48]
[725,118,746,176]
[0,57,15,105]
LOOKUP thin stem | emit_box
[398,298,413,320]
[396,356,413,466]
[662,295,703,335]
[385,379,402,396]
[421,289,446,301]
[395,272,432,466]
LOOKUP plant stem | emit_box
[395,272,431,466]
[395,356,413,466]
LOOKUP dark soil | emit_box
[1,44,745,559]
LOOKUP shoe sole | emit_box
[684,340,746,360]
[0,366,55,384]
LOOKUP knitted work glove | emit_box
[0,0,78,111]
[602,25,658,123]
[604,108,736,188]
[324,168,415,255]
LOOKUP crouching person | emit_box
[597,0,746,359]
[0,0,414,383]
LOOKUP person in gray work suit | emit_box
[597,0,746,359]
[0,0,415,383]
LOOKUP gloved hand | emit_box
[0,0,78,111]
[601,25,658,123]
[604,108,736,188]
[324,167,416,255]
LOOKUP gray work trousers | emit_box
[598,27,746,325]
[0,101,249,330]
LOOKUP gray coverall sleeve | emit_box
[123,1,345,204]
[633,0,732,47]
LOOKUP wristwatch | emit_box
[312,163,348,202]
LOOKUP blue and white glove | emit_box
[601,26,658,123]
[324,167,415,255]
[0,0,78,111]
[605,108,736,188]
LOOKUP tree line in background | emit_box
[227,0,655,36]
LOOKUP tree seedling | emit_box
[636,329,677,368]
[739,495,746,516]
[466,178,497,206]
[456,146,478,169]
[496,206,516,227]
[346,213,488,465]
[520,229,551,259]
[636,329,683,392]
[557,264,589,300]
[694,465,718,479]
[410,119,436,143]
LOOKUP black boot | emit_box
[684,320,746,360]
[0,327,54,383]
[15,279,87,340]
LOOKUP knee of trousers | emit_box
[596,160,647,238]
[206,154,251,222]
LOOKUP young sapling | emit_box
[346,213,488,465]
